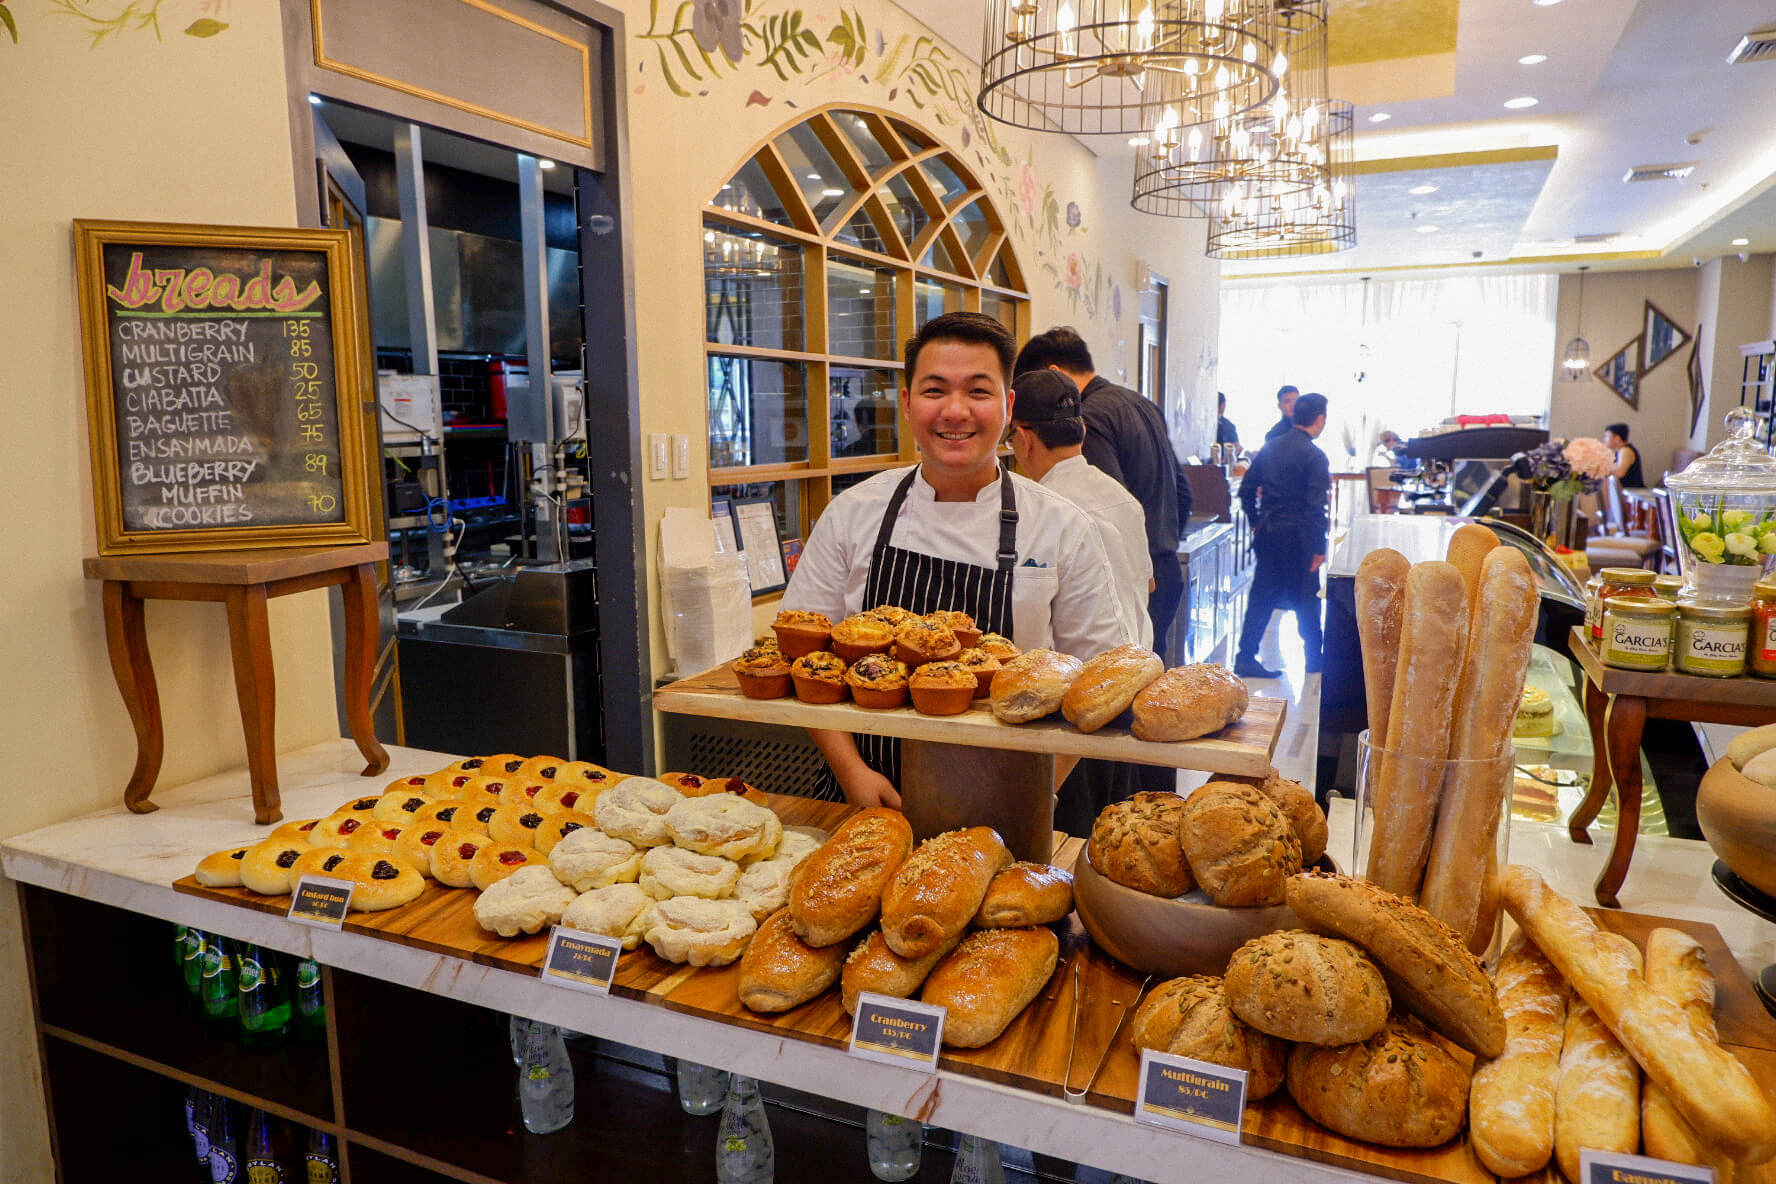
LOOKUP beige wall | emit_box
[1693,253,1774,453]
[0,10,336,1181]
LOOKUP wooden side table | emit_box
[1566,626,1776,906]
[83,543,391,825]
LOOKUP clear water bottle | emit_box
[208,1096,240,1184]
[303,1127,341,1184]
[189,1088,213,1184]
[715,1075,774,1183]
[949,1133,1005,1184]
[508,1014,525,1066]
[676,1059,731,1116]
[516,1018,575,1134]
[866,1110,922,1181]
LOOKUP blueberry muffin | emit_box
[789,651,849,704]
[843,652,911,709]
[831,613,896,661]
[733,644,792,699]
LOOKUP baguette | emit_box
[973,861,1074,928]
[738,907,850,1013]
[1354,548,1410,744]
[1421,547,1539,945]
[1501,866,1776,1163]
[1641,928,1726,1174]
[879,826,1012,958]
[1367,561,1469,898]
[1555,933,1642,1184]
[788,808,915,947]
[921,926,1058,1048]
[1445,522,1499,621]
[840,928,961,1015]
[1469,932,1568,1179]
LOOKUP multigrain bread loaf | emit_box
[1640,928,1727,1176]
[1061,645,1164,733]
[738,907,851,1013]
[973,861,1074,928]
[1128,975,1286,1100]
[1468,932,1568,1179]
[1284,871,1506,1058]
[1128,663,1249,742]
[1555,932,1643,1184]
[840,928,960,1016]
[921,926,1058,1048]
[1286,1013,1472,1148]
[879,827,1012,958]
[788,808,914,948]
[1179,782,1301,907]
[989,649,1084,724]
[1501,866,1776,1164]
[1252,771,1327,867]
[1223,931,1390,1045]
[1087,792,1193,897]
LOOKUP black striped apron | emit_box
[808,465,1019,801]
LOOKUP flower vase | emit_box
[1686,561,1762,606]
[1529,492,1577,550]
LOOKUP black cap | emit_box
[1011,369,1081,423]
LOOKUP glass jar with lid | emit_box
[1653,573,1682,601]
[1751,577,1776,678]
[1582,572,1605,640]
[1665,407,1776,605]
[1674,600,1751,678]
[1590,568,1658,642]
[1600,596,1675,671]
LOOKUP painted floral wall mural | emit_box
[638,0,1119,324]
[0,0,231,45]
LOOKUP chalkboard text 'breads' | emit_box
[76,220,373,555]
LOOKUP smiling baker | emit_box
[781,311,1130,807]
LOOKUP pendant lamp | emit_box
[1561,266,1591,381]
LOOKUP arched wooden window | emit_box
[703,106,1028,560]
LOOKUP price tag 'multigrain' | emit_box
[1133,1049,1247,1144]
[848,992,944,1070]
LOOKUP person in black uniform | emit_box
[1013,327,1192,659]
[1216,392,1240,450]
[1235,392,1330,679]
[1604,422,1645,488]
[1264,385,1300,442]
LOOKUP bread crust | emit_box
[1179,782,1301,907]
[880,827,1012,958]
[1087,791,1193,897]
[1354,548,1410,744]
[738,908,850,1013]
[1128,975,1286,1100]
[1555,933,1642,1184]
[921,926,1058,1048]
[1641,928,1726,1175]
[1129,663,1249,742]
[989,649,1084,724]
[1223,932,1390,1045]
[788,808,914,947]
[973,861,1074,928]
[1254,772,1328,867]
[1286,1013,1471,1148]
[840,928,960,1015]
[1469,931,1567,1179]
[1062,645,1164,733]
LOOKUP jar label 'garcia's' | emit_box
[1608,621,1670,657]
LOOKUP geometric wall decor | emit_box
[1687,331,1706,434]
[1641,301,1693,376]
[1595,335,1641,409]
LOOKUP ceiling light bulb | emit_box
[538,159,556,169]
[1503,96,1539,109]
[1369,112,1391,123]
[1205,0,1224,21]
[1408,183,1439,195]
[1531,0,1562,6]
[308,95,323,106]
[821,187,844,197]
[859,288,872,295]
[1518,53,1547,65]
[1128,135,1151,147]
[1273,51,1288,77]
[1733,238,1751,247]
[1417,224,1440,233]
[1057,2,1076,32]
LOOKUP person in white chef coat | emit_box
[781,311,1130,808]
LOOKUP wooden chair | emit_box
[1365,467,1401,514]
[1653,484,1680,574]
[1585,477,1661,570]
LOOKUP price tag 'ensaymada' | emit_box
[848,992,944,1070]
[1133,1049,1247,1144]
[542,927,622,995]
[287,876,352,928]
[1581,1149,1715,1184]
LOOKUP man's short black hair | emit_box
[1020,417,1087,448]
[1277,384,1299,404]
[904,311,1017,384]
[1605,422,1630,441]
[1217,391,1227,409]
[1293,392,1328,426]
[1013,326,1094,376]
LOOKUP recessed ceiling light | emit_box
[1369,112,1392,123]
[1734,238,1751,246]
[1128,136,1151,147]
[1417,225,1440,234]
[807,173,821,181]
[1408,184,1439,196]
[859,287,872,294]
[1531,0,1562,7]
[308,95,323,105]
[538,159,556,170]
[1518,53,1547,65]
[821,187,845,197]
[1503,96,1539,109]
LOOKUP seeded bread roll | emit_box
[921,926,1058,1048]
[880,826,1013,959]
[1062,644,1164,734]
[989,649,1084,724]
[1468,931,1568,1179]
[1128,975,1286,1100]
[1087,791,1192,897]
[1555,933,1643,1184]
[973,861,1074,928]
[840,928,961,1015]
[788,807,915,947]
[1253,771,1327,868]
[1223,932,1390,1045]
[738,907,851,1013]
[1129,663,1250,742]
[1179,782,1301,907]
[1284,871,1506,1058]
[1286,1013,1471,1148]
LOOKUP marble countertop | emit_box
[6,739,1773,1182]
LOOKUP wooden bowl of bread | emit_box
[1696,722,1776,900]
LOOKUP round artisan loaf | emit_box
[989,649,1084,724]
[1223,931,1390,1045]
[1130,664,1250,742]
[1128,975,1286,1100]
[1253,771,1328,868]
[1087,792,1193,897]
[1179,782,1302,907]
[1285,1013,1471,1148]
[1061,644,1165,734]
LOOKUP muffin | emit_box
[909,661,977,716]
[789,651,848,704]
[977,632,1020,661]
[955,648,1002,699]
[926,610,982,649]
[732,645,792,699]
[844,653,911,709]
[894,618,961,666]
[772,610,833,659]
[831,613,896,661]
[867,604,915,628]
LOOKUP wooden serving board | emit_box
[654,664,1286,776]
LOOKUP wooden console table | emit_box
[1567,626,1776,907]
[83,543,390,825]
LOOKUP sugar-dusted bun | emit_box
[665,794,782,861]
[989,649,1084,724]
[195,845,250,888]
[1286,1013,1471,1148]
[428,829,490,889]
[1130,663,1249,742]
[240,838,314,895]
[561,883,653,950]
[1179,781,1301,907]
[533,809,599,856]
[735,856,797,921]
[548,826,642,891]
[642,897,758,967]
[638,845,742,901]
[487,802,552,848]
[594,778,685,847]
[1223,932,1390,1045]
[1062,644,1164,734]
[372,790,433,827]
[1128,974,1286,1100]
[473,865,576,937]
[470,843,544,891]
[1087,792,1192,897]
[739,908,850,1013]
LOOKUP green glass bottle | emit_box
[200,935,238,1028]
[291,958,326,1044]
[181,928,207,1002]
[237,944,290,1050]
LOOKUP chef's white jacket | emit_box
[1038,455,1155,651]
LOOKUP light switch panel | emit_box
[672,434,691,479]
[649,433,669,480]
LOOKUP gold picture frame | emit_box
[75,219,374,555]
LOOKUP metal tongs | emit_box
[1062,961,1152,1104]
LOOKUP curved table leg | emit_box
[226,583,282,826]
[1595,693,1648,908]
[1569,678,1611,843]
[102,580,164,814]
[341,563,389,777]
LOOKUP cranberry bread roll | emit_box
[973,862,1074,928]
[738,908,849,1013]
[788,807,914,947]
[839,929,961,1016]
[1062,644,1163,734]
[921,927,1058,1048]
[880,827,1012,959]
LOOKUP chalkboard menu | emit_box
[76,220,373,555]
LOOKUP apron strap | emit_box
[872,467,922,556]
[996,463,1019,571]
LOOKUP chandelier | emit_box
[978,0,1283,137]
[1204,99,1355,257]
[1560,266,1591,381]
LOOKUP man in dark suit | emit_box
[1264,385,1300,442]
[1235,392,1330,679]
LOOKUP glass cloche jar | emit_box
[1666,407,1776,605]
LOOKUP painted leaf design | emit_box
[0,5,17,44]
[183,18,228,37]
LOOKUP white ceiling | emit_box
[895,0,1776,279]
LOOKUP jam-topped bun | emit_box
[790,651,848,704]
[532,780,597,816]
[831,614,896,662]
[395,822,452,876]
[733,644,793,700]
[270,818,323,843]
[469,842,544,891]
[844,653,911,709]
[501,776,552,809]
[894,619,961,667]
[772,609,834,659]
[909,661,978,716]
[241,838,314,895]
[488,802,552,847]
[311,813,374,848]
[955,648,1002,699]
[422,770,479,800]
[348,855,426,911]
[383,773,434,795]
[478,754,530,778]
[330,795,381,819]
[373,790,433,826]
[557,761,624,790]
[441,755,489,775]
[925,610,981,649]
[291,847,358,883]
[516,755,570,781]
[658,771,712,795]
[977,632,1020,661]
[346,823,408,857]
[413,800,468,830]
[533,809,600,856]
[458,775,513,809]
[195,846,250,888]
[428,829,489,888]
